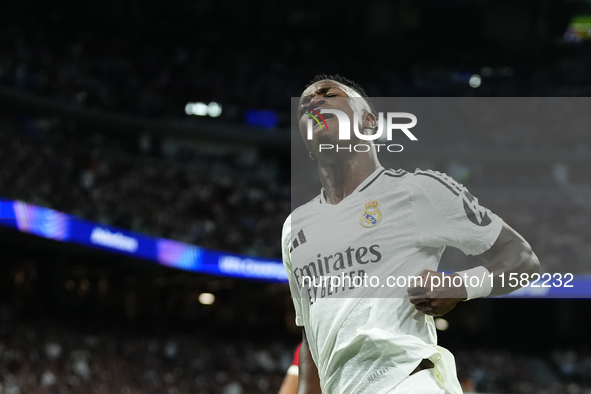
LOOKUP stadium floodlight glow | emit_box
[194,102,209,116]
[434,318,449,331]
[185,102,222,117]
[469,74,482,88]
[207,102,222,117]
[198,292,215,305]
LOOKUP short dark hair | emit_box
[305,74,376,116]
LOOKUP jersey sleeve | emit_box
[281,215,305,326]
[405,170,503,256]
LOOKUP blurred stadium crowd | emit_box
[0,306,590,394]
[0,115,289,258]
[1,114,590,273]
[456,348,591,394]
[1,7,591,121]
[0,306,289,394]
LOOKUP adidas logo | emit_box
[289,229,307,253]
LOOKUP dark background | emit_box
[1,0,591,393]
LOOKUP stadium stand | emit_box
[1,113,590,273]
[0,305,590,394]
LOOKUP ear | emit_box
[362,111,377,130]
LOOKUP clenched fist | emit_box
[407,270,468,316]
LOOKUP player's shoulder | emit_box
[291,195,322,216]
[282,195,322,237]
[400,168,466,196]
[381,168,411,179]
[374,168,412,187]
[282,214,292,237]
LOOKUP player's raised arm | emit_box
[472,222,540,296]
[297,329,321,394]
[405,170,540,316]
[409,223,539,316]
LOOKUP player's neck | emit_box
[317,154,381,205]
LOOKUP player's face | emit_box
[298,80,374,157]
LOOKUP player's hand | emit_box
[407,270,468,316]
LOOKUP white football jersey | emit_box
[281,166,503,394]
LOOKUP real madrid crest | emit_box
[360,199,382,228]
